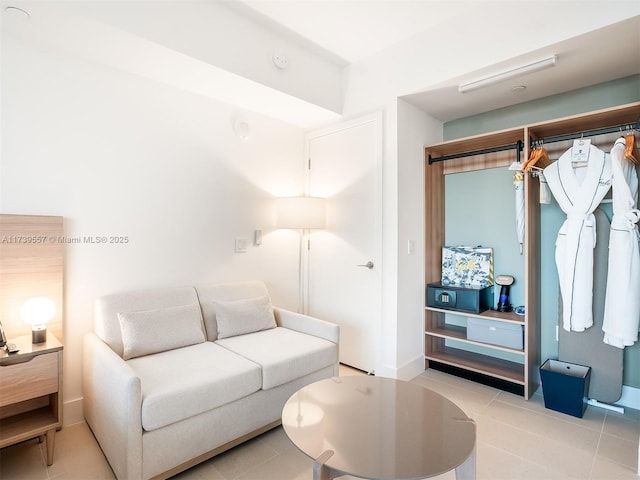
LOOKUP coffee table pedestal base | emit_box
[312,446,476,480]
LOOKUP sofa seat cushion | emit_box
[215,327,338,390]
[127,342,262,431]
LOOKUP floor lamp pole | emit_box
[298,228,305,314]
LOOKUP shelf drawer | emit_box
[0,352,59,407]
[467,317,524,350]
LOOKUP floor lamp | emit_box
[276,196,326,314]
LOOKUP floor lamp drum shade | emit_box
[276,197,326,229]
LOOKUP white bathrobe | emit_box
[602,138,640,347]
[544,144,612,332]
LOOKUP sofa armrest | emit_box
[273,307,339,344]
[83,332,143,480]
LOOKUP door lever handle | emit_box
[357,261,374,269]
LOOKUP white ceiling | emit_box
[236,0,475,64]
[236,1,640,122]
[403,16,640,121]
[5,1,638,124]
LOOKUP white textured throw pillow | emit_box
[118,303,205,360]
[215,295,276,339]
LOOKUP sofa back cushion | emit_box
[119,304,206,360]
[214,295,276,339]
[95,286,204,358]
[195,281,271,341]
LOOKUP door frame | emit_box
[303,111,384,371]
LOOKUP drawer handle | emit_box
[1,355,41,367]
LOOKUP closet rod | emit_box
[428,140,523,165]
[529,119,640,149]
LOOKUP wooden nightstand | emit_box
[0,333,63,465]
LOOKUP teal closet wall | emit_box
[444,75,640,141]
[442,74,640,388]
[444,167,525,364]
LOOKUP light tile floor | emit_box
[1,366,638,480]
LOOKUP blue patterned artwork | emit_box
[442,246,494,287]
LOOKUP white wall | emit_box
[395,99,443,379]
[1,34,307,424]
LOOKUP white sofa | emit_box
[82,281,339,480]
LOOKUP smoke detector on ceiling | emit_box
[233,119,250,141]
[272,52,290,70]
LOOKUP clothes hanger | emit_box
[523,141,551,172]
[522,148,540,172]
[623,132,640,165]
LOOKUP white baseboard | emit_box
[398,355,426,381]
[376,355,424,381]
[63,397,84,427]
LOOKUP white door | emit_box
[305,113,382,373]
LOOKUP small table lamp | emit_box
[20,297,55,344]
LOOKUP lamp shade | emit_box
[20,296,55,326]
[277,196,326,229]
